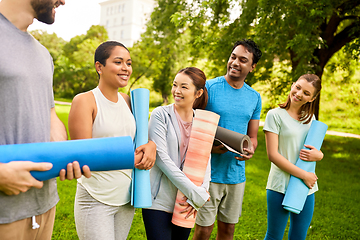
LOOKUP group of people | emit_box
[0,1,324,240]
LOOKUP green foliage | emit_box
[318,49,360,134]
[173,0,360,118]
[30,30,66,62]
[130,0,193,104]
[253,46,360,135]
[54,25,108,98]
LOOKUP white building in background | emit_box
[99,0,155,48]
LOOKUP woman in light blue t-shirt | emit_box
[263,74,324,240]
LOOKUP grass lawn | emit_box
[52,105,360,239]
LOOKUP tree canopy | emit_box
[171,0,360,118]
[31,1,360,116]
[32,25,108,98]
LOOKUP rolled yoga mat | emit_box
[214,126,253,155]
[0,136,134,181]
[130,88,152,208]
[171,109,220,228]
[282,120,328,214]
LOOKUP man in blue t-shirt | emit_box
[193,39,262,240]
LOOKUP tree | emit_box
[173,0,360,119]
[30,30,66,63]
[54,25,108,98]
[131,0,191,104]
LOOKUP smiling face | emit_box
[31,0,65,24]
[289,78,316,106]
[171,72,202,109]
[97,46,132,89]
[226,44,256,82]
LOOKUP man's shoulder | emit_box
[206,76,225,88]
[243,83,261,97]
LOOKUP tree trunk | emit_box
[162,93,168,105]
[314,67,324,120]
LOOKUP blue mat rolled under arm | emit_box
[130,88,152,208]
[282,120,328,214]
[0,136,134,181]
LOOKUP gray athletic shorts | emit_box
[195,181,246,226]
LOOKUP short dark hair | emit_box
[232,39,262,65]
[94,41,129,77]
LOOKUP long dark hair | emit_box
[279,74,322,124]
[177,67,208,110]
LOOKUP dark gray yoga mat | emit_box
[214,126,252,155]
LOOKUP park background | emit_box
[31,0,359,239]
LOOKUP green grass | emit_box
[53,105,360,239]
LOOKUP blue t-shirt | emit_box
[205,76,262,184]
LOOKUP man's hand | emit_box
[235,146,255,161]
[59,161,91,181]
[0,161,53,195]
[212,144,228,154]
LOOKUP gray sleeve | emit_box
[148,108,210,209]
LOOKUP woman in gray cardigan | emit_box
[142,67,211,240]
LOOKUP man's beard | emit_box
[31,0,55,24]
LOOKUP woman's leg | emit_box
[171,223,192,240]
[142,208,192,240]
[142,209,173,240]
[264,190,290,240]
[288,193,315,240]
[114,202,135,240]
[74,183,117,240]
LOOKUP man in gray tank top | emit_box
[0,0,91,239]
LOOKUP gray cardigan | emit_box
[147,104,211,213]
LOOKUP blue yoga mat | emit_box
[130,88,152,208]
[0,136,134,181]
[282,120,328,214]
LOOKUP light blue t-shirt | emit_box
[205,76,262,184]
[263,107,318,194]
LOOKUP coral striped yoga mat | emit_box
[171,109,220,228]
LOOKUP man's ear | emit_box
[249,63,256,73]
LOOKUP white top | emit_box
[78,87,136,206]
[263,107,318,195]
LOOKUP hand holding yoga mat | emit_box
[0,136,135,181]
[282,120,328,214]
[171,109,220,228]
[130,88,152,208]
[214,126,253,155]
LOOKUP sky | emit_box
[28,0,106,41]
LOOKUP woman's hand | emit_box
[300,145,323,162]
[302,171,318,189]
[134,141,156,170]
[178,196,197,219]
